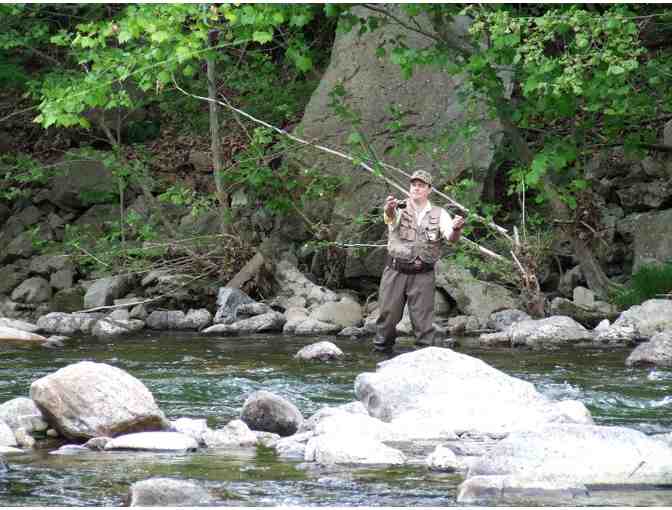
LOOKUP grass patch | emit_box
[614,262,672,308]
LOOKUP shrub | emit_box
[614,262,672,309]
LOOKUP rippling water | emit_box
[0,332,671,506]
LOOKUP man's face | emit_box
[409,179,431,202]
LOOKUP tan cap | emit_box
[410,170,433,186]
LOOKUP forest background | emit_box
[2,3,672,316]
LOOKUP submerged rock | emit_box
[127,477,211,507]
[294,341,344,361]
[304,433,406,466]
[104,432,197,452]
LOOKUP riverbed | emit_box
[1,332,671,506]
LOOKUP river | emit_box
[1,332,671,506]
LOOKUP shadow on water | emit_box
[0,332,671,506]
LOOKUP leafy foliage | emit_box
[614,263,672,309]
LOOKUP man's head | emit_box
[410,170,433,187]
[408,170,432,204]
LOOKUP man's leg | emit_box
[406,270,436,347]
[374,266,407,352]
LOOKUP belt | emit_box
[387,256,434,274]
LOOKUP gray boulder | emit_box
[0,263,29,295]
[202,419,258,448]
[625,330,672,367]
[146,309,212,331]
[11,277,52,304]
[612,299,672,339]
[0,420,17,447]
[294,7,505,271]
[29,254,74,276]
[36,312,102,335]
[294,341,344,361]
[623,209,672,272]
[48,159,116,210]
[0,318,40,333]
[170,417,209,446]
[212,287,255,324]
[127,477,211,507]
[30,361,168,440]
[83,275,135,309]
[509,316,594,348]
[354,347,592,436]
[310,299,363,329]
[241,390,303,437]
[0,397,48,433]
[104,432,198,452]
[466,424,672,485]
[436,263,519,323]
[270,260,338,310]
[202,312,286,335]
[91,318,145,338]
[304,433,406,466]
[486,309,531,332]
[458,475,589,505]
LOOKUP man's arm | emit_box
[440,209,465,242]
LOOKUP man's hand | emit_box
[384,195,399,219]
[452,215,465,231]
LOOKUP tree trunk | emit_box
[207,29,230,234]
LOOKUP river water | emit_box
[1,332,671,506]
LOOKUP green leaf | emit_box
[347,132,363,145]
[609,65,625,75]
[252,31,273,44]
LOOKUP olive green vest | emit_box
[387,205,442,264]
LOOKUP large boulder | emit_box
[354,347,592,435]
[30,361,168,440]
[127,478,211,507]
[48,159,117,210]
[435,263,519,323]
[36,312,102,335]
[626,209,672,271]
[270,260,338,310]
[202,312,286,335]
[293,7,505,261]
[466,424,672,485]
[309,299,363,329]
[508,316,594,348]
[240,390,303,437]
[212,287,255,324]
[83,275,136,309]
[146,309,212,330]
[10,277,52,304]
[625,330,672,367]
[611,299,672,339]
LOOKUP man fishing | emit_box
[374,170,465,354]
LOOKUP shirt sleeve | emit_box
[439,208,454,241]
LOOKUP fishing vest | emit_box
[387,205,442,264]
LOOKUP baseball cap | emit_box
[410,170,432,186]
